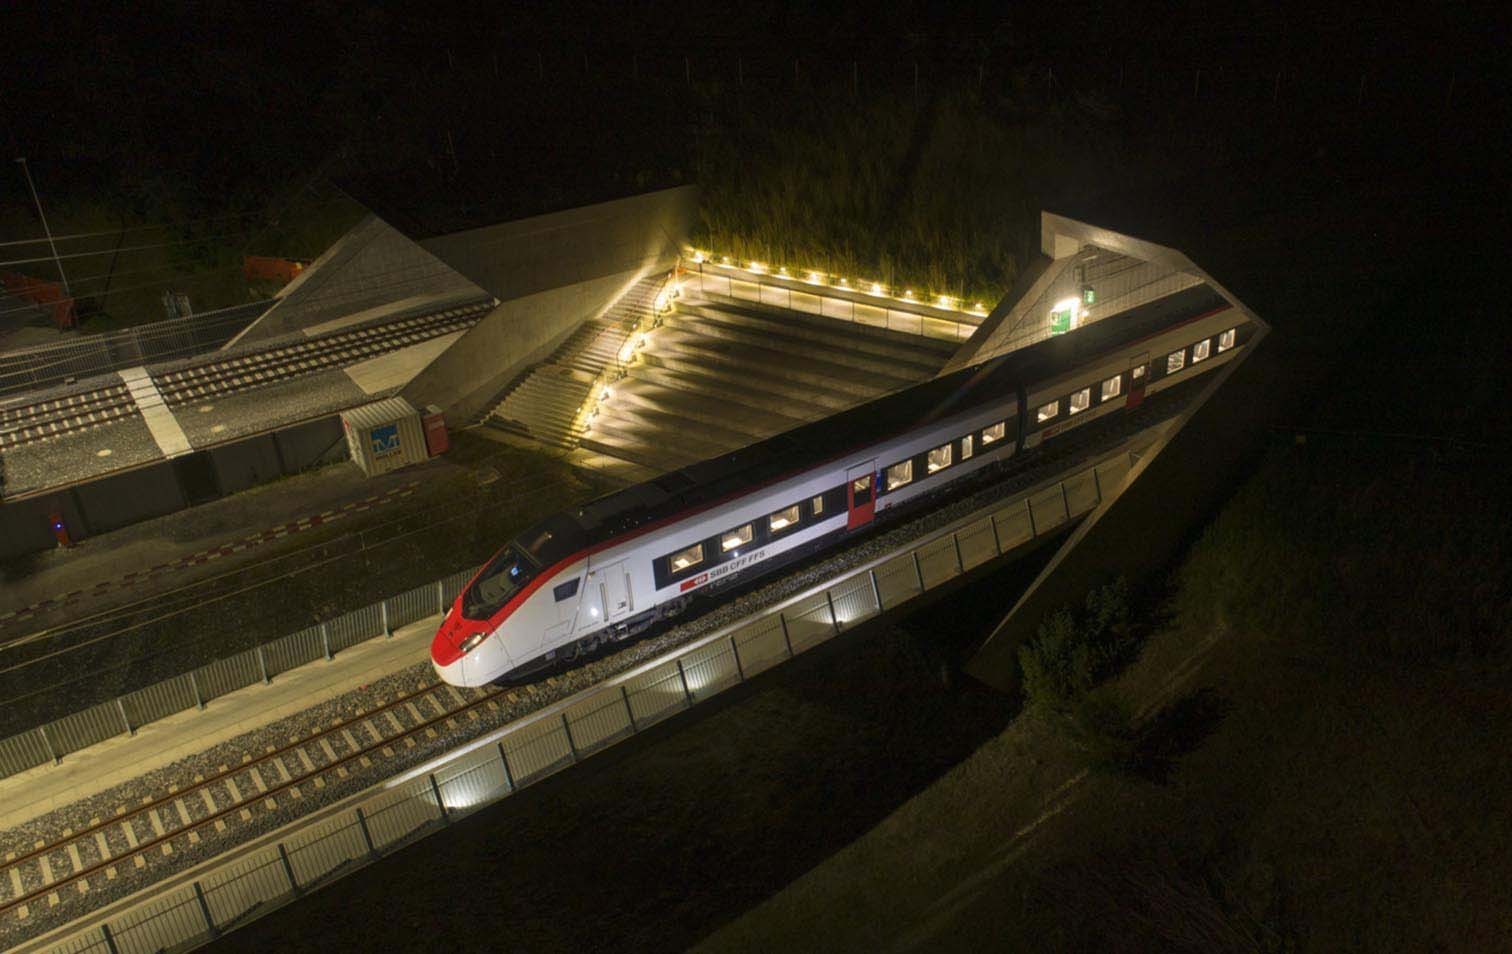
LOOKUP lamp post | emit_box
[14,157,71,297]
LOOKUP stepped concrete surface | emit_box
[485,275,667,450]
[577,294,957,473]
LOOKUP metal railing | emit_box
[681,259,981,342]
[0,567,479,781]
[0,300,273,398]
[17,441,1143,954]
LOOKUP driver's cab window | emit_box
[851,475,873,507]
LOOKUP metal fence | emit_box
[0,299,273,397]
[0,567,478,781]
[20,443,1142,954]
[681,260,980,342]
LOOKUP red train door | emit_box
[846,460,876,530]
[1126,352,1149,408]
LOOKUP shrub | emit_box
[1019,577,1134,715]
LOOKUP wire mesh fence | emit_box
[0,563,479,781]
[27,444,1142,953]
[0,300,272,398]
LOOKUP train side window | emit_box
[769,504,800,533]
[553,578,580,602]
[722,524,753,552]
[982,421,1006,445]
[1132,364,1146,380]
[961,434,974,460]
[1192,339,1211,363]
[887,459,913,490]
[1101,375,1122,400]
[811,494,825,516]
[1166,350,1186,373]
[927,443,952,473]
[1218,328,1236,352]
[1068,388,1091,415]
[851,476,873,506]
[669,542,704,572]
[1037,401,1059,424]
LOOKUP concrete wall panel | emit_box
[274,417,348,472]
[210,436,284,495]
[75,463,185,534]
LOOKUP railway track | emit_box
[0,384,140,450]
[155,302,491,406]
[0,675,500,924]
[0,299,492,452]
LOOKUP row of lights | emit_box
[686,249,988,316]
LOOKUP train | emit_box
[432,284,1254,686]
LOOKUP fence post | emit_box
[730,635,745,681]
[381,599,392,638]
[115,697,133,736]
[436,581,446,616]
[355,807,378,858]
[779,613,794,657]
[911,550,925,591]
[257,645,270,685]
[825,590,841,635]
[38,725,59,765]
[952,532,965,572]
[276,843,300,893]
[561,713,578,760]
[497,741,515,793]
[99,923,120,954]
[675,658,693,703]
[190,671,205,711]
[620,685,637,732]
[987,514,1004,555]
[192,880,219,938]
[429,773,448,821]
[869,568,883,612]
[321,623,332,662]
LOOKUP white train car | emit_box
[433,285,1254,686]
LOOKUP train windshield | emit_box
[461,547,537,620]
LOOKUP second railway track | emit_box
[0,675,498,923]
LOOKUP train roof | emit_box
[567,283,1228,544]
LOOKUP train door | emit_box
[585,560,633,626]
[846,460,877,530]
[1126,352,1150,409]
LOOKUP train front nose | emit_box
[431,611,496,687]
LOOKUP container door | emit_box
[1127,352,1150,409]
[846,460,877,530]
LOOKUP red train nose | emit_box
[432,607,475,667]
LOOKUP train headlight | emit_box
[458,632,487,655]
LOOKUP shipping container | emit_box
[342,397,426,476]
